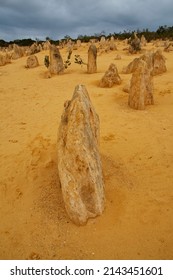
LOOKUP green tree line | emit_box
[0,25,173,47]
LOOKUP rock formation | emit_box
[129,33,141,54]
[0,54,6,66]
[123,51,166,76]
[109,42,117,51]
[164,42,173,52]
[128,60,154,110]
[11,44,24,60]
[42,40,51,50]
[141,52,154,71]
[26,55,39,68]
[76,39,81,47]
[28,43,40,55]
[114,54,121,60]
[141,35,147,46]
[57,84,105,225]
[49,45,64,74]
[87,44,97,74]
[152,49,167,75]
[0,53,11,66]
[122,57,141,74]
[100,63,122,87]
[100,36,106,49]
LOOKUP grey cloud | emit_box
[0,0,172,41]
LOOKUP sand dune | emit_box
[0,42,173,259]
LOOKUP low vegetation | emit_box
[0,25,172,47]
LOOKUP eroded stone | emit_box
[57,85,105,225]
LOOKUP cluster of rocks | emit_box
[122,49,167,76]
[123,49,167,110]
[58,39,82,51]
[57,84,105,225]
[125,33,148,54]
[11,43,41,59]
[0,42,43,67]
[98,36,117,54]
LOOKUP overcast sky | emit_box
[0,0,172,41]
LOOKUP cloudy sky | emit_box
[0,0,172,41]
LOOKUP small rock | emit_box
[26,55,39,68]
[100,63,121,88]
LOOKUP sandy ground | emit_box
[0,41,173,260]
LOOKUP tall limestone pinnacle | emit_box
[57,85,105,225]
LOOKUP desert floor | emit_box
[0,42,173,260]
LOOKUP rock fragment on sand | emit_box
[87,44,97,74]
[114,54,121,60]
[26,55,39,68]
[128,60,154,110]
[57,85,105,225]
[100,63,121,87]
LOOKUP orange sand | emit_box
[0,42,173,260]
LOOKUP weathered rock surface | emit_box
[123,83,130,93]
[28,43,40,55]
[164,43,173,52]
[128,60,154,110]
[43,40,51,50]
[26,55,39,68]
[122,57,141,74]
[76,39,81,47]
[57,84,105,225]
[129,33,141,54]
[123,51,166,76]
[49,45,64,74]
[109,42,117,51]
[99,36,106,49]
[152,49,167,75]
[141,35,147,46]
[141,52,154,71]
[0,54,6,66]
[100,63,122,87]
[0,53,11,66]
[123,52,153,74]
[114,54,121,60]
[87,44,97,74]
[11,44,24,60]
